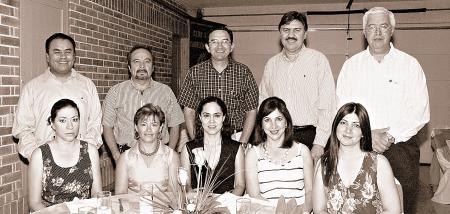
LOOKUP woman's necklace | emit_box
[138,141,160,157]
[263,143,289,165]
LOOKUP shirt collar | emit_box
[364,42,397,61]
[130,78,154,91]
[45,68,77,81]
[281,45,306,62]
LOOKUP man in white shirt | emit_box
[13,33,103,159]
[259,11,336,161]
[337,7,430,213]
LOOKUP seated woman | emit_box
[245,97,313,212]
[28,99,102,211]
[313,102,401,214]
[115,103,179,194]
[181,96,245,195]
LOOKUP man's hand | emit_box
[112,151,121,163]
[311,144,324,162]
[372,128,392,153]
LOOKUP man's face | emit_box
[280,20,307,55]
[129,48,153,81]
[364,13,393,54]
[205,30,234,62]
[46,39,75,77]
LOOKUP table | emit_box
[32,193,276,214]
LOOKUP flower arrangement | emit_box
[149,148,231,214]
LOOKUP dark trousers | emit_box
[292,126,316,150]
[383,135,420,214]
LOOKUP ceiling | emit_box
[178,0,413,10]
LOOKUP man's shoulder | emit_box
[345,50,367,63]
[151,80,175,93]
[108,80,131,91]
[189,60,210,72]
[305,47,328,59]
[392,47,419,62]
[24,72,49,89]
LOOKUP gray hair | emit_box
[362,7,396,30]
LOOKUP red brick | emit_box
[0,16,18,27]
[0,184,12,195]
[1,96,18,105]
[1,153,18,165]
[0,165,12,175]
[2,172,20,184]
[0,56,19,66]
[0,36,19,47]
[1,136,14,146]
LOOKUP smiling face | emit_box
[135,115,162,143]
[200,102,225,136]
[364,13,393,55]
[336,112,363,147]
[51,106,80,142]
[46,39,75,77]
[262,109,287,142]
[280,20,307,55]
[129,48,153,81]
[205,30,234,62]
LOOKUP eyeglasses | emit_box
[208,40,231,46]
[366,24,391,33]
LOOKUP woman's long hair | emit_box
[321,102,372,187]
[253,97,294,148]
[194,96,232,140]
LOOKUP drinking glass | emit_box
[78,206,95,214]
[96,191,112,214]
[236,198,251,214]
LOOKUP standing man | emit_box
[179,26,259,144]
[259,11,336,160]
[13,33,103,159]
[102,45,184,162]
[337,7,430,214]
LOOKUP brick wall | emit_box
[0,0,24,213]
[0,0,189,213]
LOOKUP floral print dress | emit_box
[327,152,383,214]
[40,141,93,207]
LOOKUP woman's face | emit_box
[135,115,162,143]
[336,112,363,147]
[199,102,225,136]
[262,109,287,142]
[51,106,80,142]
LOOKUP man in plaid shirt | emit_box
[179,26,258,144]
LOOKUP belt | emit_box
[293,125,315,131]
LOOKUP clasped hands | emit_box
[372,127,395,154]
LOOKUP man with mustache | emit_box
[179,26,259,145]
[13,33,103,159]
[102,45,184,162]
[259,11,336,161]
[336,7,430,213]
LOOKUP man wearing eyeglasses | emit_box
[336,7,430,214]
[179,26,258,144]
[259,11,336,162]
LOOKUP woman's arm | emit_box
[300,143,313,213]
[168,150,180,193]
[180,145,192,191]
[312,161,329,214]
[28,148,46,211]
[377,155,401,214]
[88,144,102,196]
[232,145,245,196]
[114,153,129,195]
[244,146,265,200]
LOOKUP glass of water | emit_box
[236,198,251,214]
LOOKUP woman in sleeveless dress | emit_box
[28,99,102,211]
[313,102,401,214]
[180,96,245,195]
[245,97,313,213]
[115,103,179,195]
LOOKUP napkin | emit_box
[216,193,276,214]
[65,197,97,213]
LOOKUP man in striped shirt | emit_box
[102,45,184,162]
[259,11,336,161]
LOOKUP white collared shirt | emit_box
[337,43,430,143]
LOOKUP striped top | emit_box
[255,144,305,204]
[259,46,336,147]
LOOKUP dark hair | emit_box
[321,102,372,187]
[45,33,76,54]
[206,26,234,44]
[133,103,165,140]
[254,97,294,148]
[195,96,232,139]
[278,11,308,31]
[47,99,80,125]
[127,45,154,68]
